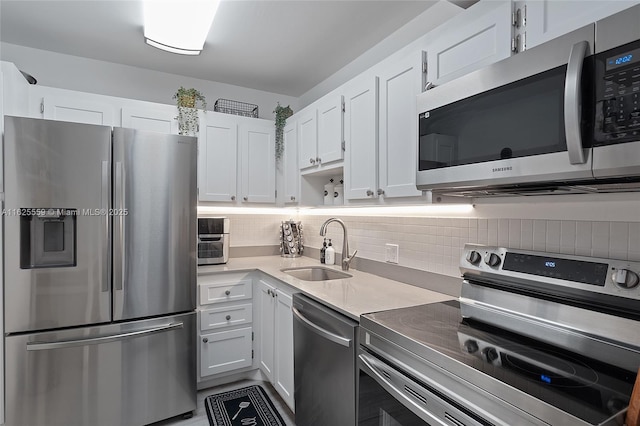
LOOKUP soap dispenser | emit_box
[320,238,327,264]
[325,239,335,265]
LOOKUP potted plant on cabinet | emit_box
[174,86,207,136]
[274,102,293,162]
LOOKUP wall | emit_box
[218,194,640,280]
[0,42,298,120]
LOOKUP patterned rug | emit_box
[204,385,286,426]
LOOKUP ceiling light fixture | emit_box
[143,0,220,56]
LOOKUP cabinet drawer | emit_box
[200,327,253,377]
[199,278,252,305]
[199,304,253,332]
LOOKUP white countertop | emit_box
[198,256,454,321]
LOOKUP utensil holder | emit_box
[280,220,304,258]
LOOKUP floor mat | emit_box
[204,385,287,426]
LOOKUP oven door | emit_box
[358,351,488,426]
[197,234,228,265]
[416,25,594,191]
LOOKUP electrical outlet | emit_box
[385,244,399,264]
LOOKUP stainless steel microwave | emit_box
[416,5,640,196]
[197,217,229,265]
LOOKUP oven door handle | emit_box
[564,40,589,165]
[359,353,450,426]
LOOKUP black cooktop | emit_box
[361,300,638,425]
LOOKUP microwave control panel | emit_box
[594,41,640,146]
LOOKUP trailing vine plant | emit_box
[274,103,294,161]
[174,86,207,136]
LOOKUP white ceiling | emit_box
[0,0,463,97]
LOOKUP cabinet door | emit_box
[274,289,294,411]
[426,2,512,87]
[282,120,299,204]
[524,1,636,50]
[121,106,178,134]
[42,95,114,125]
[257,279,276,382]
[240,120,276,203]
[378,53,423,198]
[199,114,238,202]
[200,327,253,377]
[316,95,344,165]
[344,77,379,201]
[298,110,318,170]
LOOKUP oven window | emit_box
[358,370,429,426]
[198,242,223,259]
[418,65,569,171]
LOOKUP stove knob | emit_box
[466,250,481,265]
[612,269,639,289]
[484,253,501,267]
[463,340,479,354]
[483,347,499,363]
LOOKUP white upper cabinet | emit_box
[282,120,299,204]
[344,76,379,201]
[240,120,276,204]
[378,52,424,198]
[199,113,238,202]
[42,94,114,126]
[316,95,344,166]
[298,109,318,170]
[121,106,178,134]
[523,0,639,51]
[425,1,512,88]
[298,94,344,172]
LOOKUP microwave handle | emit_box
[564,40,589,165]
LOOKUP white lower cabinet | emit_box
[198,272,255,381]
[196,271,294,412]
[201,327,253,377]
[256,276,295,411]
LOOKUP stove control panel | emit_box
[460,244,640,300]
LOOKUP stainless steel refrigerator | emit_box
[3,116,197,426]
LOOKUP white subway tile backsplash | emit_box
[219,211,638,280]
[609,222,629,253]
[520,219,533,250]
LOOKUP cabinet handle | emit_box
[202,337,209,343]
[231,195,236,201]
[226,315,231,321]
[267,289,271,296]
[309,158,316,164]
[377,188,385,196]
[366,190,374,196]
[316,157,321,164]
[290,196,296,201]
[243,196,248,201]
[425,81,436,91]
[225,290,231,296]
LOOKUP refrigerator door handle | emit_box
[26,322,184,351]
[114,161,125,291]
[101,160,110,292]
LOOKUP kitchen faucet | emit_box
[319,218,357,271]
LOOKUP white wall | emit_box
[0,42,298,120]
[219,194,640,279]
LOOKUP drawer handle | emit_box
[226,315,231,321]
[202,337,209,343]
[225,290,231,296]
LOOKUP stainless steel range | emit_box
[359,244,640,426]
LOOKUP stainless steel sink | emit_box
[281,266,352,281]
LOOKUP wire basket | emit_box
[214,99,259,118]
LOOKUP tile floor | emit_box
[151,379,296,426]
